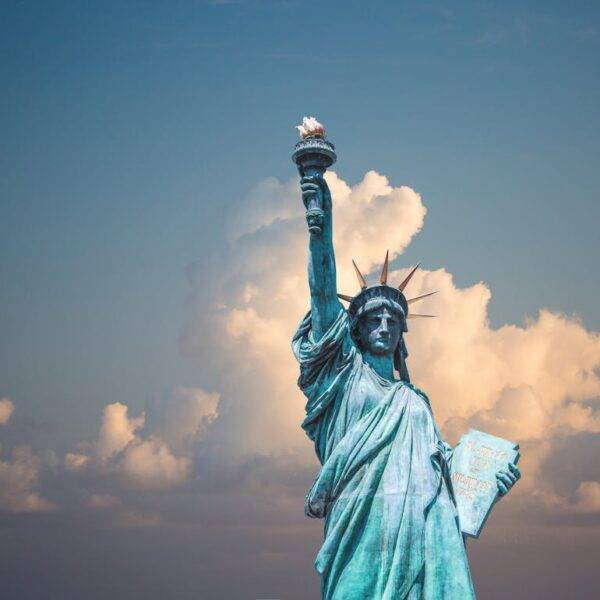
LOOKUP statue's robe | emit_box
[292,308,476,600]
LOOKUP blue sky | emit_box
[0,3,599,598]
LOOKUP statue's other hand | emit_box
[496,462,521,496]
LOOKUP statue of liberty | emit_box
[291,118,520,599]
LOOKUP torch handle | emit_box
[302,166,326,236]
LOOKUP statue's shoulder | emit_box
[401,382,431,407]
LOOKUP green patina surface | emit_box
[290,124,518,598]
[293,309,475,599]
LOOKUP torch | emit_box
[292,116,337,235]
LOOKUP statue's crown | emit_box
[338,252,437,329]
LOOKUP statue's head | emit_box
[348,289,410,379]
[341,254,436,382]
[355,304,404,357]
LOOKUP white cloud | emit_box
[0,397,15,425]
[181,171,427,458]
[150,386,219,453]
[65,452,90,471]
[573,481,600,513]
[26,168,595,527]
[181,170,600,521]
[65,387,220,493]
[119,436,190,489]
[0,446,54,513]
[97,403,145,460]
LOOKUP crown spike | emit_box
[408,313,436,319]
[407,291,437,305]
[380,250,389,285]
[352,260,367,289]
[337,293,354,302]
[398,263,420,292]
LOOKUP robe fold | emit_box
[292,308,476,600]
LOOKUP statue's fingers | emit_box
[301,183,320,192]
[508,463,521,479]
[309,172,329,191]
[300,174,318,183]
[497,472,513,487]
[497,480,508,495]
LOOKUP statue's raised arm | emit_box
[300,173,343,340]
[293,117,342,341]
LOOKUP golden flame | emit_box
[296,116,326,139]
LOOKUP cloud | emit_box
[395,267,600,439]
[573,481,600,513]
[118,436,190,489]
[8,168,595,532]
[97,403,145,460]
[64,387,220,492]
[181,170,600,525]
[65,452,89,471]
[0,399,55,513]
[0,397,15,425]
[0,168,597,599]
[181,170,427,459]
[148,386,219,453]
[0,445,54,512]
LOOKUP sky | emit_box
[0,1,599,599]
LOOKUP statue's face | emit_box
[358,307,402,357]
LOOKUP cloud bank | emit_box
[0,169,598,598]
[179,169,599,522]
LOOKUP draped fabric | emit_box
[292,308,476,600]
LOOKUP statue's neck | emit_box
[363,351,396,382]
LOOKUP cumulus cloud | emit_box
[1,169,596,599]
[118,436,190,489]
[64,387,220,494]
[0,397,15,425]
[10,168,593,530]
[0,445,54,512]
[573,481,600,513]
[97,403,145,460]
[0,399,55,513]
[181,171,427,459]
[181,170,600,523]
[391,267,600,438]
[148,386,219,453]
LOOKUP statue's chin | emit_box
[368,342,394,356]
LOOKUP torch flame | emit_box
[296,116,326,139]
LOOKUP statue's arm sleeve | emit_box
[292,306,354,397]
[292,306,355,443]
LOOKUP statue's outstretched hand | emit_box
[496,462,521,496]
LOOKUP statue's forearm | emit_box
[308,215,342,340]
